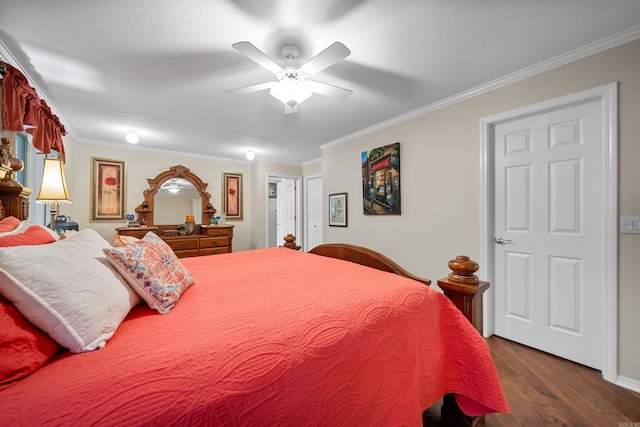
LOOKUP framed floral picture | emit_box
[329,192,348,227]
[91,157,126,221]
[222,172,243,220]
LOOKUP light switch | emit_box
[621,216,640,234]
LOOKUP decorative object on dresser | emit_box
[116,165,233,257]
[125,213,139,227]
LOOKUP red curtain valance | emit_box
[1,62,66,161]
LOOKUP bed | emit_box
[0,151,508,427]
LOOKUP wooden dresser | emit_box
[116,224,234,258]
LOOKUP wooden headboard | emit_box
[309,243,431,286]
[0,137,31,220]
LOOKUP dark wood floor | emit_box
[424,336,640,426]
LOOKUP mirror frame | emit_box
[136,165,216,227]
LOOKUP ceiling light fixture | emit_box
[167,181,180,193]
[125,130,139,144]
[269,72,314,107]
[245,150,256,161]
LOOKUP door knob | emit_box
[494,236,513,244]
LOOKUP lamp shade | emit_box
[36,158,71,203]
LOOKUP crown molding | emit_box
[321,25,640,151]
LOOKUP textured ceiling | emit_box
[1,1,639,164]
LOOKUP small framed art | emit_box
[91,157,127,221]
[329,192,348,227]
[222,172,243,220]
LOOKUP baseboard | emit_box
[615,375,640,393]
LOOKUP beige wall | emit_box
[58,140,308,251]
[323,39,640,383]
[67,142,252,250]
[302,158,322,176]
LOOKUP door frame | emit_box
[304,173,323,252]
[479,82,618,382]
[265,172,302,248]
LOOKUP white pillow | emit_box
[0,220,59,240]
[0,229,141,353]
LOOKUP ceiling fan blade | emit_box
[300,42,351,75]
[225,81,274,96]
[312,81,353,101]
[232,41,283,74]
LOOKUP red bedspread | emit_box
[0,248,508,426]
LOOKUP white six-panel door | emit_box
[493,98,604,369]
[276,179,296,246]
[306,176,323,251]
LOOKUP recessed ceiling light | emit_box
[245,150,256,161]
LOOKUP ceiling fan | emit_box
[226,41,353,114]
[161,179,192,193]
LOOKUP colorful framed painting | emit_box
[91,157,126,221]
[361,142,401,215]
[329,192,348,227]
[222,172,243,220]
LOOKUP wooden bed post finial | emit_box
[447,255,479,284]
[437,255,489,335]
[282,234,301,250]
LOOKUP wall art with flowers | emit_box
[222,172,243,220]
[91,157,127,221]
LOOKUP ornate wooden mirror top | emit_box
[136,165,216,227]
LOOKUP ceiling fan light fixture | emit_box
[269,79,314,106]
[167,180,180,193]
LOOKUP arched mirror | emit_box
[154,178,201,224]
[136,165,216,228]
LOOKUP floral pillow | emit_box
[103,232,195,314]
